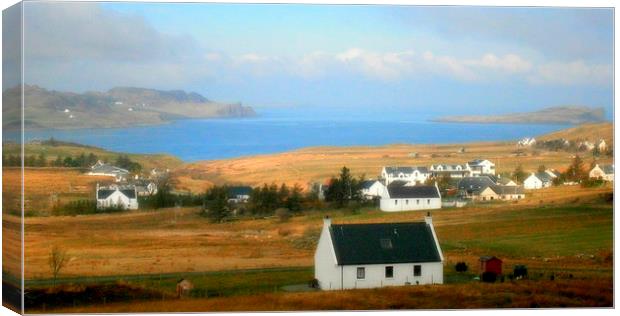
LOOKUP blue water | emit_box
[11,109,572,162]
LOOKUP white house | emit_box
[314,215,444,290]
[360,180,386,200]
[589,164,614,181]
[466,159,496,175]
[597,139,607,152]
[429,164,470,178]
[517,137,536,147]
[457,176,524,201]
[134,180,158,197]
[227,186,253,203]
[523,172,554,189]
[96,184,138,210]
[380,183,441,212]
[381,166,429,185]
[88,161,130,182]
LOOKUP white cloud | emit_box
[529,60,612,86]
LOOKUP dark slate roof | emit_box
[361,180,380,190]
[601,164,614,174]
[497,177,515,185]
[91,164,129,174]
[467,159,487,166]
[387,180,410,187]
[329,222,441,265]
[490,185,524,195]
[97,189,116,199]
[386,185,439,199]
[384,166,429,175]
[120,189,136,199]
[535,172,554,183]
[457,176,495,191]
[228,186,253,196]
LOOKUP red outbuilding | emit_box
[479,256,502,275]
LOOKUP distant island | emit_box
[2,85,256,130]
[433,106,605,125]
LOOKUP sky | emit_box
[12,1,615,118]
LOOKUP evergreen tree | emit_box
[204,186,230,223]
[512,164,527,184]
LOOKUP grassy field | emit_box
[7,181,611,280]
[173,122,613,192]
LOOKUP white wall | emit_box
[341,262,443,289]
[380,197,441,212]
[523,175,542,189]
[97,190,138,210]
[314,219,341,290]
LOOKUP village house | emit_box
[457,176,524,201]
[523,172,555,189]
[133,179,158,197]
[466,159,496,175]
[96,183,138,210]
[589,164,614,181]
[314,215,443,290]
[360,180,386,200]
[381,166,429,185]
[597,139,607,152]
[88,161,130,182]
[380,182,441,212]
[429,164,470,178]
[227,186,253,203]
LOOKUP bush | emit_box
[275,208,290,222]
[455,262,468,272]
[481,271,497,283]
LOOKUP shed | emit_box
[479,256,502,276]
[176,279,194,298]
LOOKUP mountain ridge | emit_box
[433,106,605,125]
[2,85,256,130]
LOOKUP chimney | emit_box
[424,212,432,226]
[323,215,331,227]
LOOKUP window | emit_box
[357,267,365,279]
[416,199,420,205]
[395,200,398,205]
[385,266,394,278]
[414,265,422,276]
[406,199,409,205]
[380,238,393,249]
[427,199,430,204]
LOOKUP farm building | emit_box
[227,186,253,203]
[87,161,130,182]
[466,159,496,175]
[379,183,441,212]
[381,166,430,185]
[457,176,524,201]
[96,184,138,210]
[429,164,470,178]
[589,164,614,181]
[479,256,502,276]
[360,180,386,200]
[314,215,444,290]
[176,279,194,298]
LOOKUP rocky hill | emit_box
[434,106,605,125]
[2,85,256,130]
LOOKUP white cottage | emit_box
[466,159,496,175]
[429,164,470,178]
[380,183,441,212]
[96,184,138,210]
[523,172,555,189]
[589,164,614,181]
[360,180,386,200]
[381,166,429,185]
[314,215,444,290]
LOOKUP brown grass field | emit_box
[47,278,613,312]
[173,123,613,193]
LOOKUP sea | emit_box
[10,108,572,162]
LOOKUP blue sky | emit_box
[19,2,614,118]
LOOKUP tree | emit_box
[565,155,586,182]
[153,174,177,209]
[48,246,67,286]
[286,184,303,213]
[436,174,453,191]
[537,165,546,173]
[455,262,468,273]
[512,164,527,184]
[325,166,359,208]
[204,186,230,223]
[36,153,47,167]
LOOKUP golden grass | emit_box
[9,184,611,280]
[44,278,613,312]
[538,122,613,143]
